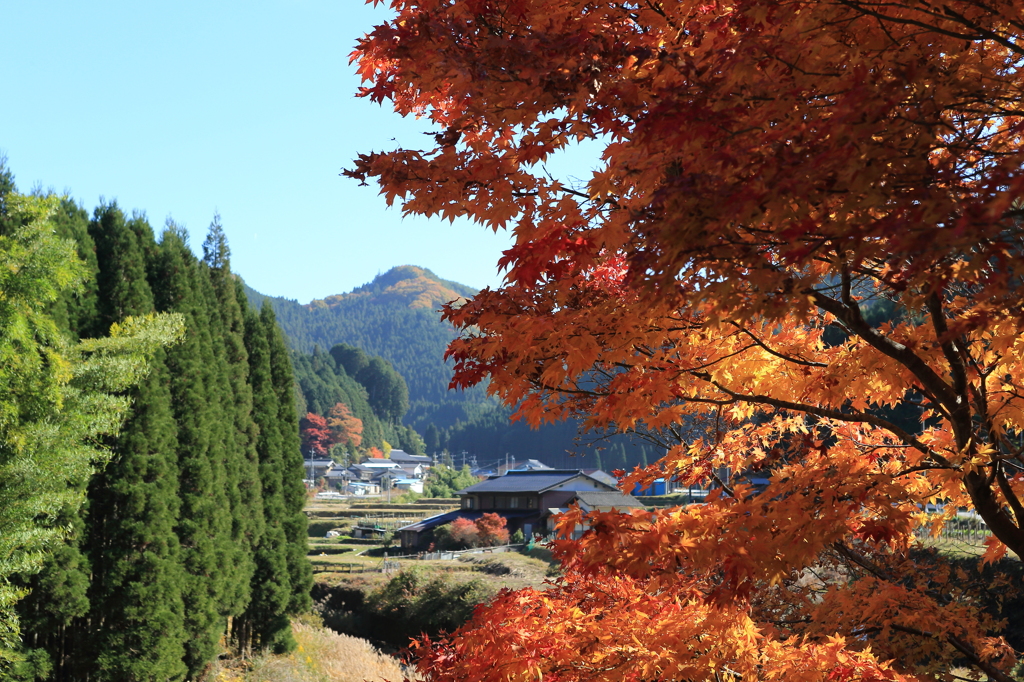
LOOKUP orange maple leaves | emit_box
[351,0,1024,678]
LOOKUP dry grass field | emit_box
[211,618,410,682]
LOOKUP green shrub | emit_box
[396,491,424,504]
[366,568,493,643]
[306,547,352,556]
[307,520,344,537]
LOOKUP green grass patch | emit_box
[307,520,349,537]
[307,546,353,556]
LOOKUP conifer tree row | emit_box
[234,304,312,653]
[8,188,311,680]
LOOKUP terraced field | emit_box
[305,497,460,573]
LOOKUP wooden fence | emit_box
[913,514,991,551]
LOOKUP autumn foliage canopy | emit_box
[301,403,365,456]
[350,0,1024,680]
[300,413,333,457]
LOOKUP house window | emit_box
[463,497,474,509]
[527,496,536,509]
[509,497,519,509]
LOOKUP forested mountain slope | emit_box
[244,265,479,407]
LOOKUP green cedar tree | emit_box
[194,264,244,622]
[204,233,263,619]
[47,197,99,337]
[263,306,312,617]
[152,227,226,676]
[83,206,188,681]
[13,514,91,680]
[236,307,294,653]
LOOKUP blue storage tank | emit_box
[631,478,668,496]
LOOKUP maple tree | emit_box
[350,0,1024,680]
[326,401,364,449]
[448,517,481,548]
[447,513,511,548]
[474,513,510,547]
[300,412,334,457]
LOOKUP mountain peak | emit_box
[309,265,477,311]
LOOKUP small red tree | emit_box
[448,517,479,548]
[299,413,332,456]
[474,513,509,547]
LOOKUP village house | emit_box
[388,449,432,469]
[360,457,401,470]
[551,490,646,538]
[302,458,335,484]
[397,469,638,550]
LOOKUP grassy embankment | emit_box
[211,616,407,682]
[206,496,560,682]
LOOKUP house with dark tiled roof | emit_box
[551,490,645,538]
[388,450,432,467]
[302,459,337,486]
[347,464,378,482]
[324,466,357,492]
[397,469,619,550]
[361,457,401,469]
[396,463,427,479]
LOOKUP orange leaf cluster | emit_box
[327,401,364,448]
[351,0,1024,679]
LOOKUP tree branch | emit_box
[726,321,828,368]
[887,624,1017,682]
[809,288,958,413]
[691,370,938,458]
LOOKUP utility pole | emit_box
[307,448,315,489]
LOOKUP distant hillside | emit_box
[246,265,664,470]
[243,265,488,412]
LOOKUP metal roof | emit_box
[362,458,399,467]
[389,450,432,463]
[573,491,644,510]
[581,469,619,488]
[398,509,539,533]
[511,459,553,470]
[457,470,613,495]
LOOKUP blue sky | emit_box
[2,0,521,302]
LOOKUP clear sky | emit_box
[1,0,520,303]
